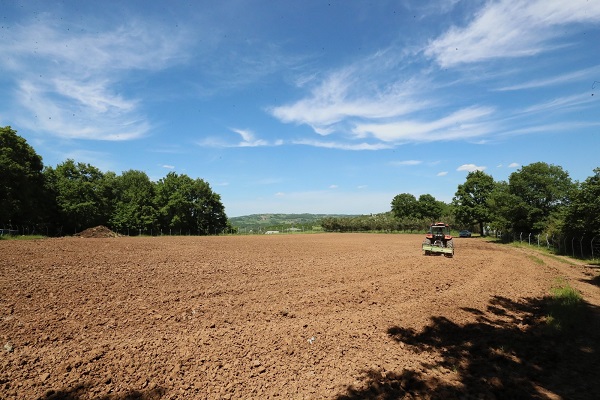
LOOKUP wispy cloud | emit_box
[292,139,393,151]
[425,0,600,67]
[197,128,282,148]
[269,59,431,136]
[496,67,600,91]
[1,16,192,140]
[390,160,422,166]
[521,94,596,114]
[437,171,448,176]
[353,106,495,143]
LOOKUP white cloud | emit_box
[390,160,422,166]
[437,171,448,176]
[426,0,600,67]
[457,164,486,172]
[329,185,339,189]
[508,163,520,168]
[161,165,175,170]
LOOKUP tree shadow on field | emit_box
[584,273,600,288]
[335,296,600,400]
[40,384,166,400]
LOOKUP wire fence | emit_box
[498,231,599,260]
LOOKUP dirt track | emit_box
[1,234,599,399]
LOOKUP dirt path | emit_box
[1,234,599,399]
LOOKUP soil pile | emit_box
[74,225,119,238]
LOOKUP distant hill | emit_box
[229,213,360,231]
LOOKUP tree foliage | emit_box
[44,160,113,234]
[391,193,418,220]
[0,126,45,225]
[391,193,445,223]
[0,126,228,235]
[505,162,574,234]
[563,168,600,237]
[155,172,227,235]
[452,171,495,235]
[110,170,157,233]
[416,194,444,222]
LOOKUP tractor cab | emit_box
[426,222,452,242]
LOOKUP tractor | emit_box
[422,222,454,257]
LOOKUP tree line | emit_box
[2,125,598,239]
[1,126,229,236]
[324,163,599,239]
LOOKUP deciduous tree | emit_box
[110,170,157,234]
[0,126,45,226]
[507,162,574,233]
[452,171,495,235]
[44,159,113,234]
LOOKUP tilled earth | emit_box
[1,233,599,399]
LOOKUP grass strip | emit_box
[546,280,585,334]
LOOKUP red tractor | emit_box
[422,222,454,257]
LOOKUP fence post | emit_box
[528,233,531,245]
[579,236,584,258]
[520,232,523,243]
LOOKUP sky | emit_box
[1,0,599,217]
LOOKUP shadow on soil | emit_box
[335,296,600,400]
[40,385,165,400]
[584,273,600,288]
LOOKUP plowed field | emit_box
[1,234,599,399]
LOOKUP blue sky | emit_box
[1,0,599,217]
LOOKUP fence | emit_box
[499,231,599,260]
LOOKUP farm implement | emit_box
[422,222,454,257]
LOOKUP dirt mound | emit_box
[74,225,119,238]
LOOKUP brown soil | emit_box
[1,234,599,399]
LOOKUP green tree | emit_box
[44,159,113,234]
[110,170,157,234]
[416,194,443,222]
[452,171,495,235]
[507,162,574,233]
[0,126,45,226]
[155,172,227,235]
[487,181,515,234]
[563,168,600,236]
[391,193,418,219]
